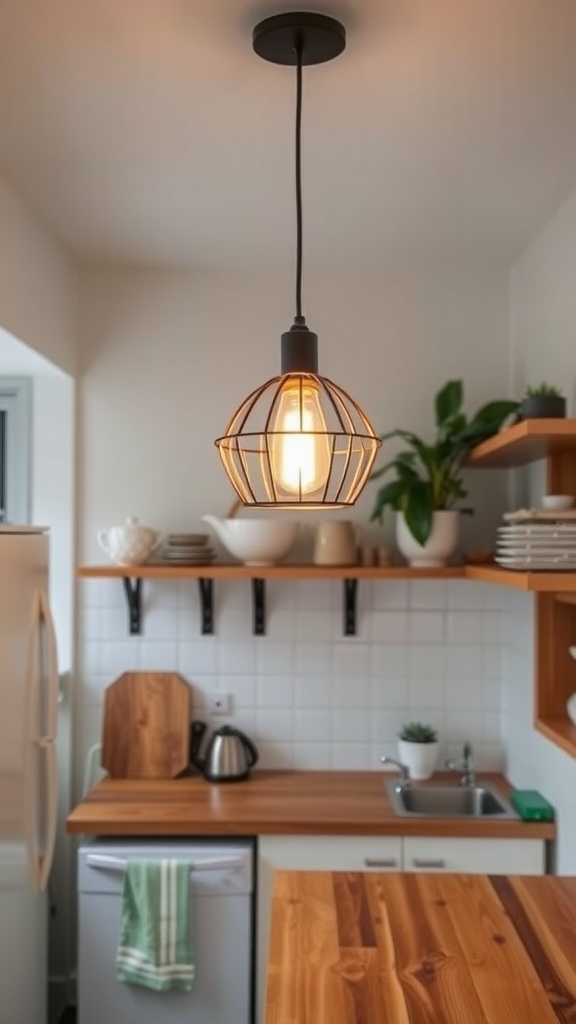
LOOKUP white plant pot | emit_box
[396,510,459,568]
[398,739,438,781]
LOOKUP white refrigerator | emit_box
[0,527,59,1024]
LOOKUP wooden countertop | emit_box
[265,871,576,1023]
[66,771,555,839]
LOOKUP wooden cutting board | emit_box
[101,672,191,779]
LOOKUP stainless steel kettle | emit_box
[190,721,259,782]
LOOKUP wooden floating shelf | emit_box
[79,562,576,592]
[467,418,576,468]
[78,563,467,581]
[465,564,576,591]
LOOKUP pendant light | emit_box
[215,12,381,509]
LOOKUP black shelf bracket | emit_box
[343,578,358,636]
[198,578,214,635]
[116,572,357,637]
[252,578,266,636]
[122,577,142,635]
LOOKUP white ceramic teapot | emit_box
[97,516,163,566]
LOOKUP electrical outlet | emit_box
[209,692,231,715]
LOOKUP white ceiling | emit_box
[1,0,576,271]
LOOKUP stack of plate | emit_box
[496,522,576,570]
[162,533,216,565]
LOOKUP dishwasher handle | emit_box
[85,853,245,874]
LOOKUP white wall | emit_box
[78,264,511,558]
[507,183,576,871]
[510,186,576,407]
[0,176,77,376]
[75,263,511,794]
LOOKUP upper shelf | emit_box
[78,562,576,592]
[466,418,576,468]
[78,563,467,581]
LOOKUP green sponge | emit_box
[511,789,555,822]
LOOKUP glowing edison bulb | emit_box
[270,379,331,496]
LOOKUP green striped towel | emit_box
[116,859,195,991]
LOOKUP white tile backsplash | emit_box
[408,611,445,643]
[78,578,505,774]
[370,676,407,710]
[407,644,445,678]
[178,640,217,676]
[446,612,484,644]
[409,580,447,609]
[408,677,445,710]
[255,641,295,676]
[294,709,332,742]
[331,642,371,677]
[371,643,409,678]
[225,674,257,708]
[333,675,370,708]
[295,609,334,643]
[369,610,409,643]
[100,640,140,675]
[256,675,294,708]
[294,675,334,708]
[372,581,409,610]
[139,640,179,670]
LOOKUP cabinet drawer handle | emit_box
[412,858,446,869]
[363,858,398,868]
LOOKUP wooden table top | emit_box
[265,871,576,1024]
[66,770,555,838]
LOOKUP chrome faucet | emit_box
[446,741,476,787]
[381,755,411,790]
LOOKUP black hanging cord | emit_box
[294,34,304,321]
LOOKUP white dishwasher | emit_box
[77,838,255,1024]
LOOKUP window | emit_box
[0,377,31,524]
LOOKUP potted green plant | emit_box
[398,721,439,781]
[369,379,519,566]
[521,383,566,420]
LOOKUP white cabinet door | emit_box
[257,835,401,1021]
[403,837,545,875]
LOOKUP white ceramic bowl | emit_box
[206,518,298,566]
[541,494,574,511]
[567,692,576,727]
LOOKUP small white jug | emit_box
[313,520,358,566]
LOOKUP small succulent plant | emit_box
[398,721,438,744]
[524,382,563,398]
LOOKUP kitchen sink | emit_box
[385,779,519,819]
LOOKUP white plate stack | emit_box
[496,522,576,570]
[162,533,216,565]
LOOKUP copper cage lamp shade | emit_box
[214,13,381,509]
